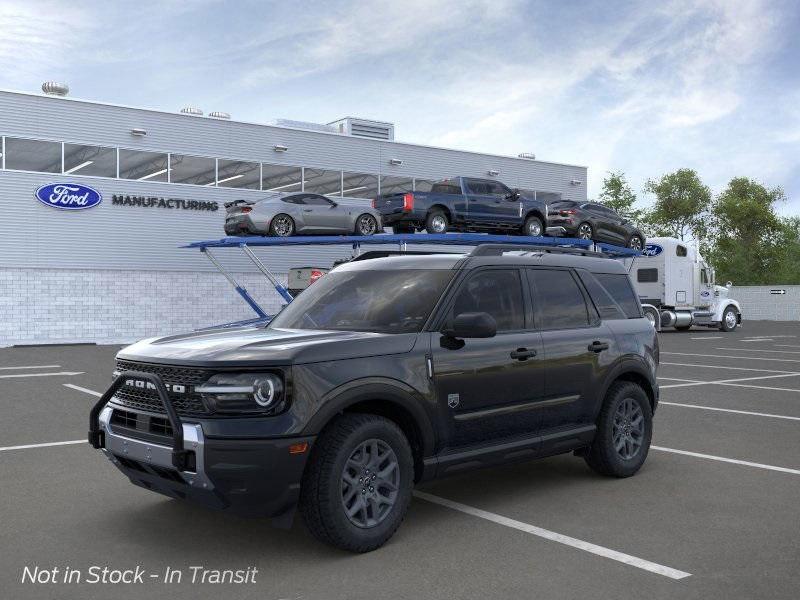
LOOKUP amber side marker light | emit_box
[289,442,309,455]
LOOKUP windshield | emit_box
[269,269,455,334]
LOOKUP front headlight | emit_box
[196,373,285,415]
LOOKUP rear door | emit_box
[463,179,496,225]
[526,268,616,431]
[430,267,545,448]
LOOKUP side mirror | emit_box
[505,189,521,201]
[329,201,338,208]
[726,281,732,288]
[442,312,497,339]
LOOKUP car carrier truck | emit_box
[631,237,742,332]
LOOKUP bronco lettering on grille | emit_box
[124,379,187,394]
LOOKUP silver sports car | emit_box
[224,192,383,237]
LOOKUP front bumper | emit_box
[90,373,313,518]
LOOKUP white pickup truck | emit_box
[629,237,742,332]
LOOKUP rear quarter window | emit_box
[431,181,462,194]
[592,273,642,319]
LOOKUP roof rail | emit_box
[469,243,607,258]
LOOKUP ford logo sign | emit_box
[35,183,102,210]
[641,244,663,257]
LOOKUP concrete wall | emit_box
[730,286,800,322]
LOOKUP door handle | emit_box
[588,341,609,352]
[303,209,313,212]
[510,348,537,361]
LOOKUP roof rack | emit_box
[469,243,607,257]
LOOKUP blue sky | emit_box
[2,0,799,212]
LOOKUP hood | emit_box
[117,325,418,367]
[714,284,730,299]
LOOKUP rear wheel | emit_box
[522,215,544,237]
[425,210,449,234]
[299,414,413,552]
[577,222,593,240]
[355,214,379,236]
[584,381,652,478]
[269,214,295,237]
[720,306,738,332]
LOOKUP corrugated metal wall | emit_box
[0,89,588,274]
[730,286,800,321]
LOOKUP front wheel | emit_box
[720,306,738,332]
[627,235,644,251]
[522,215,543,237]
[299,414,414,552]
[584,381,652,478]
[355,214,379,236]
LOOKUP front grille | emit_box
[111,408,174,439]
[113,360,211,416]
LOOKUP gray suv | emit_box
[225,192,383,237]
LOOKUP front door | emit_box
[301,195,350,232]
[431,268,545,448]
[526,268,616,431]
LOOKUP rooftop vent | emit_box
[269,119,337,134]
[518,152,536,160]
[180,106,203,116]
[208,111,231,119]
[42,82,69,96]
[328,117,395,141]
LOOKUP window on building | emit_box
[170,154,216,186]
[4,137,61,173]
[262,164,302,193]
[379,176,413,195]
[413,178,436,192]
[119,149,169,182]
[63,144,117,177]
[217,159,260,189]
[341,172,379,198]
[304,168,342,196]
[529,269,590,328]
[449,269,525,331]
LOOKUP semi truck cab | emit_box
[631,237,742,332]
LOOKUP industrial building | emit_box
[0,84,588,345]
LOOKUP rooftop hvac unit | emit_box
[208,111,231,119]
[42,82,69,96]
[328,117,395,141]
[180,106,204,116]
[518,152,536,160]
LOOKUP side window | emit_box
[486,181,510,197]
[637,268,658,283]
[578,271,625,320]
[305,195,333,206]
[594,273,642,318]
[676,245,688,257]
[430,180,462,194]
[529,269,590,328]
[701,269,709,284]
[282,195,304,204]
[449,270,525,332]
[466,180,490,195]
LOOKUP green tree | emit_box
[598,171,641,220]
[642,169,711,241]
[707,177,785,285]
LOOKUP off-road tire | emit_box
[584,381,652,478]
[299,414,413,553]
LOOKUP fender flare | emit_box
[301,377,437,457]
[600,358,658,411]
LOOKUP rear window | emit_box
[637,268,658,283]
[431,180,462,195]
[593,273,642,319]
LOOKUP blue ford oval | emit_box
[642,243,663,257]
[35,183,103,210]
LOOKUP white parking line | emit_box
[0,364,61,371]
[414,491,691,580]
[660,362,798,374]
[776,344,800,349]
[739,338,773,342]
[0,371,85,379]
[0,440,85,453]
[652,446,800,476]
[715,347,800,355]
[63,383,102,397]
[660,401,800,421]
[690,336,724,340]
[662,352,800,363]
[659,372,800,389]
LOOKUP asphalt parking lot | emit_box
[2,321,799,599]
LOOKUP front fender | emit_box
[301,377,437,458]
[713,299,742,322]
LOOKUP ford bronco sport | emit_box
[89,244,658,552]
